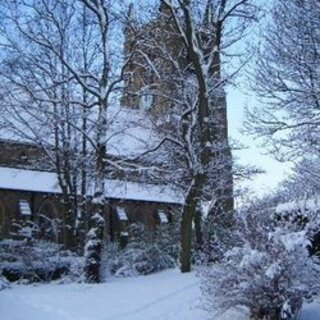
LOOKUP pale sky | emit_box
[227,87,292,196]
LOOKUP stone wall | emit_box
[0,187,178,247]
[0,140,51,170]
[0,189,63,240]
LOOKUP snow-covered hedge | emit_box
[0,239,83,283]
[274,198,320,255]
[104,223,178,277]
[200,207,320,320]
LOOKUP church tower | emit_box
[121,2,184,115]
[121,2,233,212]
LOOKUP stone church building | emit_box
[0,137,182,244]
[0,3,232,247]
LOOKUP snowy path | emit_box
[0,270,206,320]
[0,269,319,320]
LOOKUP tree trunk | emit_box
[84,213,105,283]
[180,181,199,272]
[193,205,203,251]
[63,194,76,250]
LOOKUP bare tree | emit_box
[0,0,87,250]
[245,0,320,161]
[126,0,259,272]
[0,0,135,282]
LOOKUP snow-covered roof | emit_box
[0,167,61,194]
[0,167,183,204]
[105,179,183,204]
[0,105,160,158]
[104,105,159,157]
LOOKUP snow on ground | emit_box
[0,269,319,320]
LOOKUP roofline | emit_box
[0,186,182,205]
[0,166,183,205]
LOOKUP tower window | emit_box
[140,86,153,111]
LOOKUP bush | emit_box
[104,223,177,277]
[200,206,320,320]
[0,238,83,283]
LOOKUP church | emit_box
[0,2,232,248]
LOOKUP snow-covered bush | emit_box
[54,258,85,284]
[104,223,177,277]
[0,218,83,283]
[200,207,320,320]
[200,209,235,264]
[0,238,83,283]
[274,198,320,255]
[109,244,175,277]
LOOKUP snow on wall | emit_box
[0,167,183,204]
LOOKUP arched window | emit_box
[37,200,59,242]
[129,206,147,225]
[4,194,18,219]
